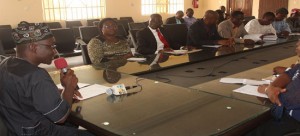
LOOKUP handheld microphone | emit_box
[54,57,79,90]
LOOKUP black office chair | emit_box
[87,19,100,26]
[81,44,92,65]
[116,25,128,39]
[163,24,188,50]
[120,17,134,23]
[116,19,129,35]
[0,115,7,136]
[79,26,100,44]
[45,22,62,29]
[93,21,100,26]
[65,20,83,38]
[0,25,12,29]
[51,28,76,53]
[128,29,140,49]
[128,22,147,30]
[244,16,255,25]
[0,40,5,56]
[0,28,16,54]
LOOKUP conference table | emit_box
[49,67,269,136]
[48,36,299,135]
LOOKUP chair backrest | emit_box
[163,24,188,50]
[0,115,7,136]
[87,19,100,26]
[45,22,62,29]
[93,21,100,26]
[120,17,134,23]
[0,25,12,29]
[0,28,15,51]
[128,29,140,49]
[51,28,76,53]
[79,26,100,44]
[244,16,255,25]
[116,25,128,39]
[0,40,5,56]
[128,22,147,30]
[81,44,92,65]
[116,20,129,35]
[65,20,82,28]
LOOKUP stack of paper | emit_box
[220,78,270,85]
[233,85,268,98]
[243,34,262,42]
[263,35,277,41]
[127,57,147,62]
[202,45,222,48]
[164,49,202,55]
[77,84,109,100]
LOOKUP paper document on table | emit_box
[56,83,90,89]
[243,34,262,42]
[127,57,146,62]
[220,78,270,85]
[233,85,268,98]
[77,84,109,100]
[290,33,300,36]
[263,35,277,41]
[164,49,202,55]
[202,45,222,48]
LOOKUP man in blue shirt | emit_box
[247,41,300,136]
[272,8,291,38]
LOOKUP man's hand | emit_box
[278,31,290,37]
[217,39,234,46]
[257,85,286,106]
[244,39,255,45]
[273,66,287,75]
[60,69,78,91]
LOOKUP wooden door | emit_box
[227,0,253,16]
[258,0,288,18]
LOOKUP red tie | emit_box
[156,29,170,49]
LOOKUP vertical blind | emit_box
[42,0,106,21]
[141,0,184,15]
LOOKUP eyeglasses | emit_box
[103,25,117,29]
[38,43,57,49]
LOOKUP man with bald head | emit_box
[136,13,171,55]
[165,10,185,24]
[187,10,233,61]
[187,10,233,48]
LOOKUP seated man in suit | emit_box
[187,10,233,61]
[183,8,197,28]
[272,8,291,37]
[136,14,172,55]
[218,10,255,45]
[187,10,233,48]
[165,10,185,24]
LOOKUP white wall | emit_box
[1,0,297,27]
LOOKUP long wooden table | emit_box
[47,37,299,135]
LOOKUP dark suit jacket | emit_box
[187,18,224,48]
[165,16,185,24]
[136,27,170,55]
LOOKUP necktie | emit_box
[156,29,170,49]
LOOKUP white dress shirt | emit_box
[148,26,164,54]
[244,19,277,35]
